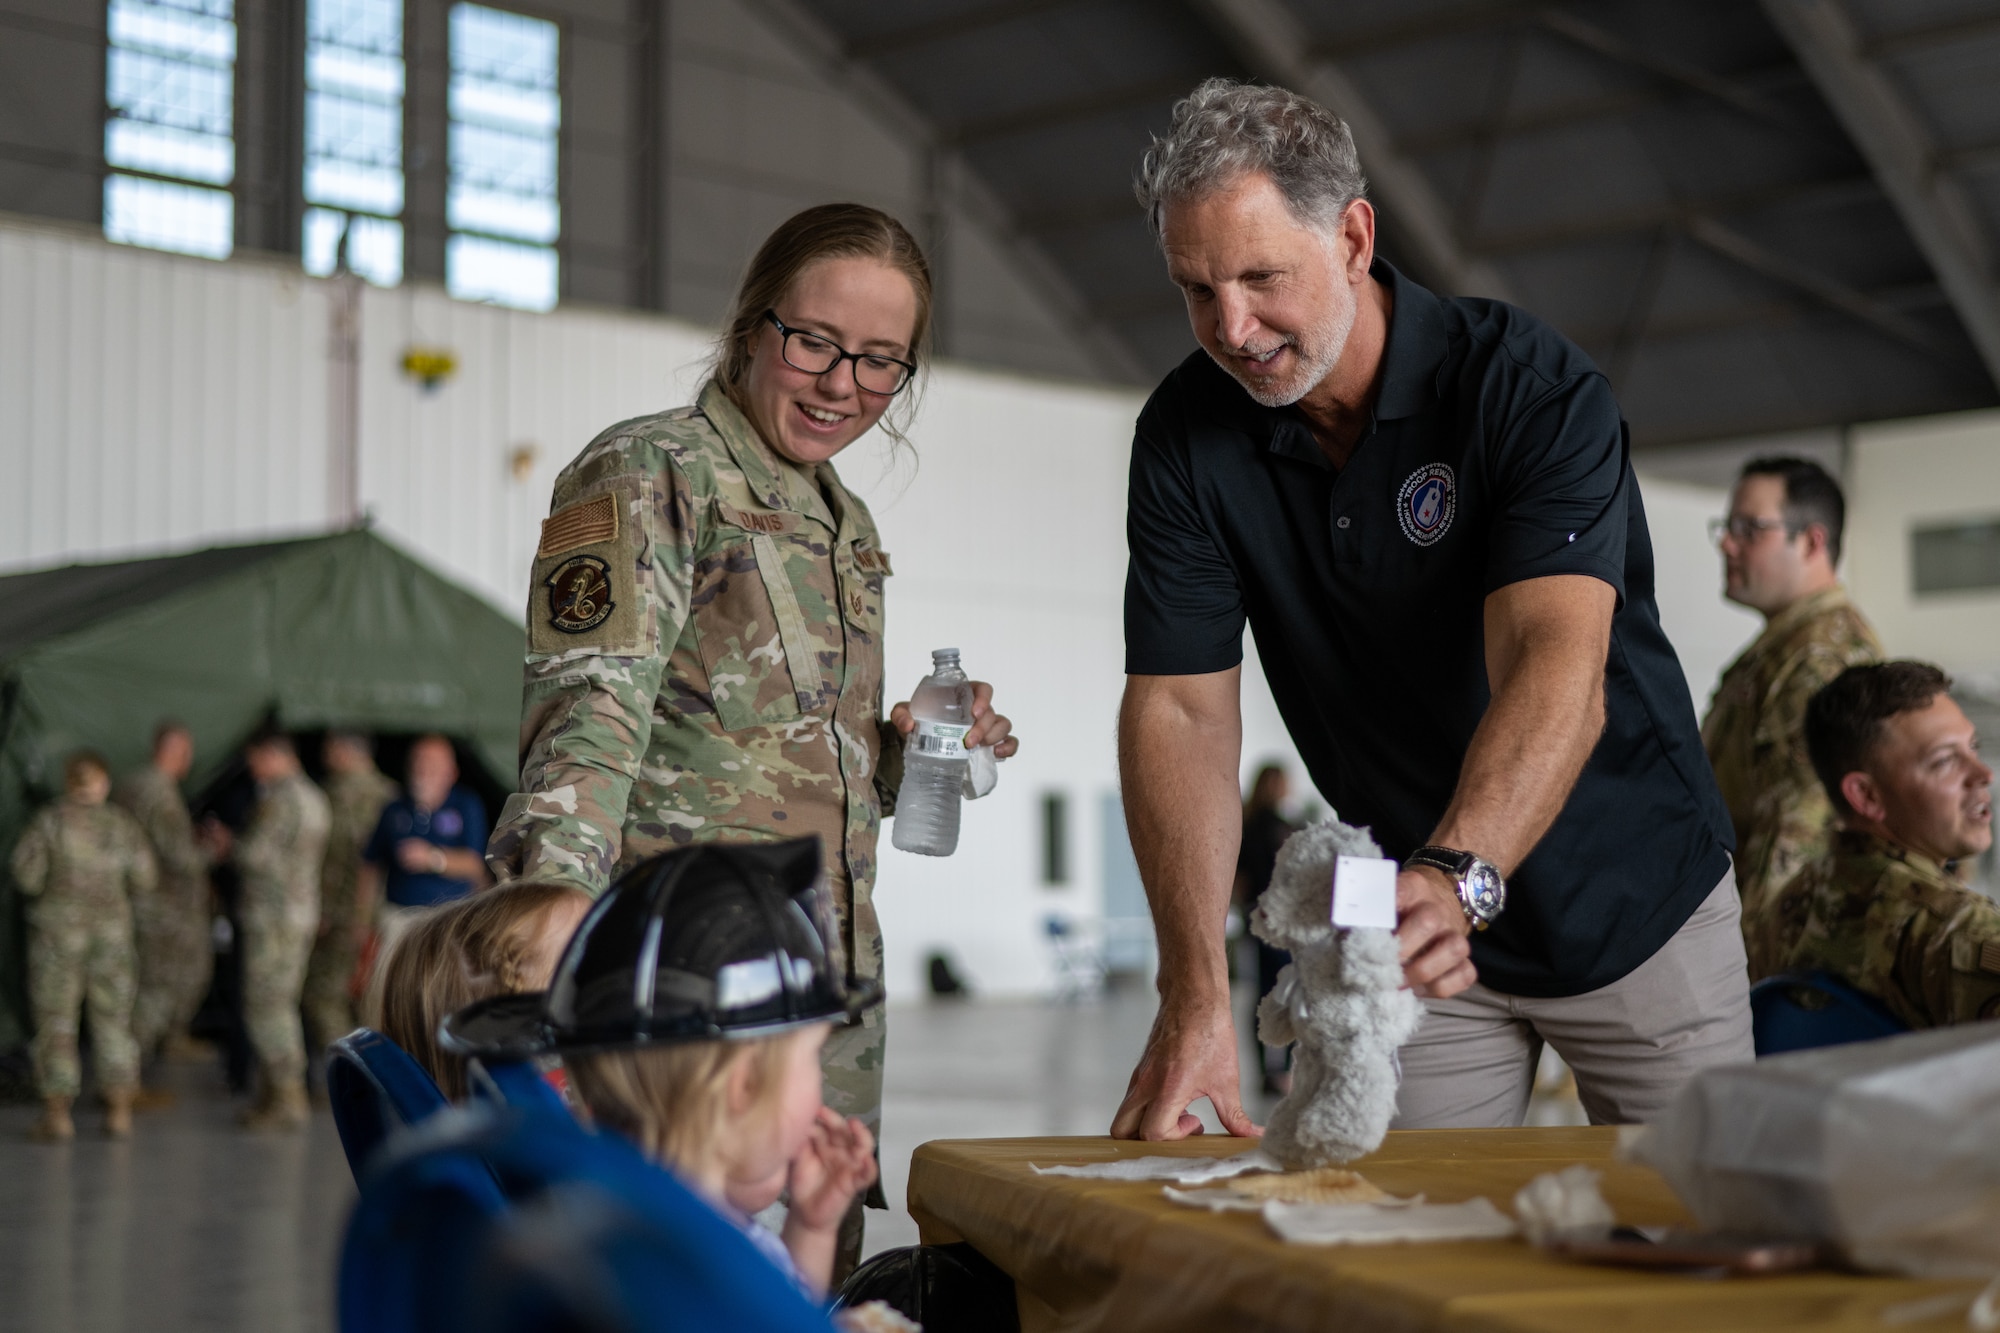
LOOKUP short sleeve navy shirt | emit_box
[364,786,489,908]
[1124,261,1733,998]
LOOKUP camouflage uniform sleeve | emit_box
[150,795,209,879]
[1910,894,2000,1025]
[487,443,696,893]
[119,811,159,901]
[8,811,54,896]
[236,786,300,884]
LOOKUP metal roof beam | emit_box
[1475,172,1879,255]
[1761,0,2000,391]
[1400,62,1812,157]
[1685,216,1953,356]
[1533,11,1808,132]
[944,73,1206,147]
[741,0,1149,384]
[845,0,1079,59]
[1309,1,1541,61]
[1188,0,1515,300]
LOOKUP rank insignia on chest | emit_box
[545,554,616,634]
[1397,462,1456,547]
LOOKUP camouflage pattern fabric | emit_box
[113,765,215,1052]
[236,773,332,1088]
[303,766,397,1049]
[1702,585,1881,934]
[1753,830,2000,1026]
[10,799,156,1098]
[487,381,900,1220]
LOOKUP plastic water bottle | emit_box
[892,648,973,857]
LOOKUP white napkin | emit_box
[1031,1149,1284,1184]
[1512,1165,1616,1245]
[961,744,998,799]
[1165,1186,1422,1214]
[1263,1197,1518,1245]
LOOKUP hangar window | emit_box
[1912,518,2000,596]
[303,0,405,287]
[446,3,560,311]
[103,0,237,259]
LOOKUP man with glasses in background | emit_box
[1702,457,1881,940]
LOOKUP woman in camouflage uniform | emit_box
[488,204,1016,1270]
[10,751,156,1140]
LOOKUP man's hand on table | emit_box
[1110,991,1262,1141]
[1397,865,1476,998]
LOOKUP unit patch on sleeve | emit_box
[527,486,646,655]
[544,554,615,634]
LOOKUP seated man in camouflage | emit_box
[1753,660,2000,1027]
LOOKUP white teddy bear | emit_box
[1251,815,1425,1168]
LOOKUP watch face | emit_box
[1466,863,1504,918]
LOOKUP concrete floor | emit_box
[0,982,1583,1331]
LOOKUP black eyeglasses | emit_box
[763,311,916,396]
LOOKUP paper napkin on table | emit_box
[1031,1149,1284,1184]
[1263,1197,1518,1245]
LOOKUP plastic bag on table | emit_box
[1625,1023,2000,1278]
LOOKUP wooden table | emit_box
[906,1129,1984,1333]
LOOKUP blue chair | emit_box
[338,1100,835,1333]
[1751,970,1909,1056]
[326,1029,452,1181]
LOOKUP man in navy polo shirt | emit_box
[363,734,489,951]
[1111,79,1750,1141]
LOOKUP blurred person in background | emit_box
[1702,457,1880,938]
[206,731,330,1131]
[113,721,215,1090]
[12,751,155,1140]
[485,203,1017,1278]
[1234,763,1297,1095]
[303,731,396,1061]
[1754,661,2000,1026]
[364,734,489,958]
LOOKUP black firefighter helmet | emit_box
[440,836,880,1062]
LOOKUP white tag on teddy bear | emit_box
[1331,855,1399,930]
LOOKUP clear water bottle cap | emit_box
[931,647,961,666]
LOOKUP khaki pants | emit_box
[1392,869,1753,1128]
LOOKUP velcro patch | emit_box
[1980,939,2000,975]
[855,546,894,576]
[539,493,618,558]
[527,485,644,655]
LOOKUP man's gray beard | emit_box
[1223,285,1359,409]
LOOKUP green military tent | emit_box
[0,527,526,1051]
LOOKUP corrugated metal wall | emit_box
[0,218,332,569]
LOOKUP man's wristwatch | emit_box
[1405,846,1506,931]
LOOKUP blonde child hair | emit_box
[566,1038,796,1169]
[372,880,589,1098]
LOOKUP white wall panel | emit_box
[0,217,331,572]
[1848,408,2000,682]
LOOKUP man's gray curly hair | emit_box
[1135,78,1368,245]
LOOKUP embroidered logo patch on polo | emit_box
[545,554,616,634]
[1397,463,1456,547]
